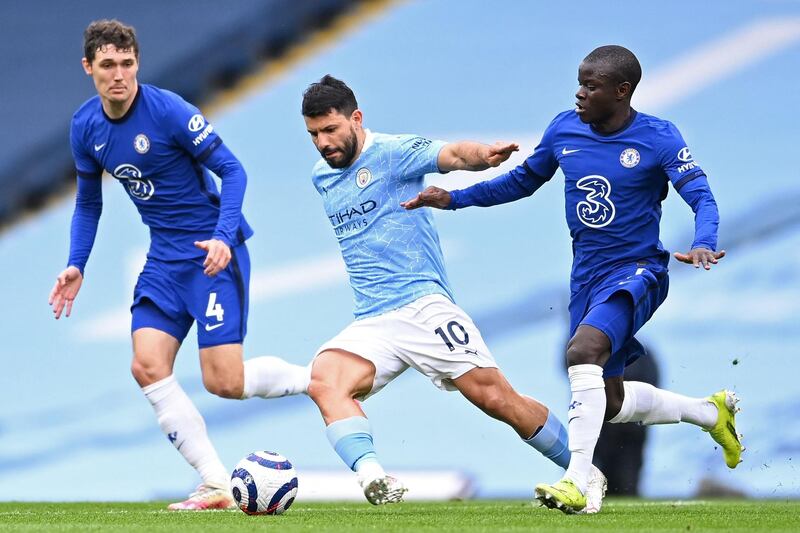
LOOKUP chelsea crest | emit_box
[134,133,150,154]
[619,148,640,168]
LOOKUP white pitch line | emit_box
[636,17,800,111]
[249,255,347,300]
[74,17,800,342]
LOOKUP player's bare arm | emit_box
[48,266,84,319]
[400,186,452,210]
[402,141,518,211]
[673,248,726,270]
[194,238,232,276]
[437,141,518,172]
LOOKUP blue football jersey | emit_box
[69,84,252,260]
[525,110,705,288]
[311,130,454,319]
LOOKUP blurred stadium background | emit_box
[1,0,799,501]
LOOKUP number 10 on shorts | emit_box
[434,321,470,351]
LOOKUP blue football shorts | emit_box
[131,243,250,348]
[568,261,669,378]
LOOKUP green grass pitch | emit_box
[1,500,798,532]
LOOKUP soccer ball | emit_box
[230,451,298,515]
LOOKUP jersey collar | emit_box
[589,109,638,137]
[361,129,374,153]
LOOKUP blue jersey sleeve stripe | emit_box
[673,169,705,192]
[76,171,102,180]
[196,136,223,163]
[522,160,551,182]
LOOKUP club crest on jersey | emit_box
[113,163,155,200]
[619,148,640,168]
[356,167,373,189]
[188,114,206,132]
[134,134,150,154]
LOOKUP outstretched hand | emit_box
[673,248,726,270]
[194,239,231,276]
[484,141,519,167]
[401,186,452,211]
[49,266,83,319]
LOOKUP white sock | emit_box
[609,381,717,428]
[564,364,605,493]
[355,458,386,486]
[241,356,311,399]
[142,374,228,487]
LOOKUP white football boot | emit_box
[360,475,408,505]
[578,465,608,514]
[167,483,237,511]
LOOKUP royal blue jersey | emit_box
[311,130,454,319]
[451,109,718,291]
[69,84,252,263]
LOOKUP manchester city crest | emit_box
[134,134,150,154]
[356,167,372,189]
[619,148,640,168]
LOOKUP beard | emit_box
[322,127,358,169]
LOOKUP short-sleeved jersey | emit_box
[525,110,705,289]
[69,84,253,260]
[311,130,453,319]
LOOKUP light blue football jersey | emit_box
[311,130,455,319]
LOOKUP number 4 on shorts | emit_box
[206,292,224,322]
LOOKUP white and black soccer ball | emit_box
[230,451,298,515]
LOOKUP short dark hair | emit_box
[583,45,642,94]
[83,19,139,63]
[302,75,358,117]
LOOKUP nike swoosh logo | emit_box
[205,323,224,331]
[94,143,106,152]
[568,416,579,423]
[562,147,581,155]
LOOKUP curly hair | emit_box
[83,19,139,63]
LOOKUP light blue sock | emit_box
[325,416,378,471]
[523,410,571,469]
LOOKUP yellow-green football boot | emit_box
[534,478,586,514]
[704,390,744,468]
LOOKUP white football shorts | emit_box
[315,293,497,399]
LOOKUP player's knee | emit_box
[307,375,336,404]
[131,357,170,387]
[566,337,605,366]
[477,387,510,418]
[203,374,243,399]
